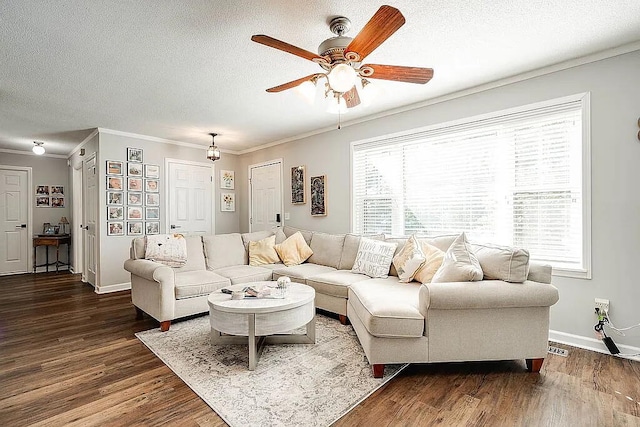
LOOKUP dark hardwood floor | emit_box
[1,272,639,426]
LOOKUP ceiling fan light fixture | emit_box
[294,79,319,105]
[326,93,349,115]
[327,63,357,93]
[32,141,45,155]
[359,78,381,106]
[206,133,221,162]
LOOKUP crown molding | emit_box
[0,148,68,159]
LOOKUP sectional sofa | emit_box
[124,226,559,377]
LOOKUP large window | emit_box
[352,94,590,277]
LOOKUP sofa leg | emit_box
[135,306,144,320]
[160,321,171,332]
[372,364,385,378]
[526,358,544,372]
[339,314,349,325]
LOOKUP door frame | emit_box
[71,163,83,275]
[0,165,32,274]
[164,158,216,235]
[247,158,284,232]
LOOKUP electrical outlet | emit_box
[595,298,610,312]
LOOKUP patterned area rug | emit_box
[136,315,406,427]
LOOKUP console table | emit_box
[33,235,71,273]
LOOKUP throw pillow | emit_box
[274,231,313,266]
[413,240,445,284]
[393,234,426,283]
[249,235,280,266]
[351,237,398,278]
[145,234,188,267]
[471,242,530,283]
[431,232,483,283]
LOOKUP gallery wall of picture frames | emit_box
[106,147,160,236]
[35,185,65,208]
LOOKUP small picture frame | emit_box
[127,206,143,220]
[107,221,124,236]
[36,196,50,207]
[108,206,124,220]
[127,177,143,192]
[310,175,327,216]
[145,179,159,192]
[36,185,50,195]
[145,207,160,220]
[127,163,143,176]
[106,160,123,176]
[51,197,65,208]
[291,166,305,204]
[127,222,143,236]
[107,176,124,190]
[146,221,160,235]
[127,192,143,206]
[107,191,124,205]
[144,164,160,178]
[127,147,143,163]
[221,192,235,212]
[220,170,235,189]
[50,185,64,195]
[145,193,160,206]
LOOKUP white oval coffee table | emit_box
[208,281,316,370]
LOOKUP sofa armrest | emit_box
[419,280,559,312]
[527,262,552,284]
[124,259,175,285]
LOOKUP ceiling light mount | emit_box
[206,133,221,162]
[32,141,45,155]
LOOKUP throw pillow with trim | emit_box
[274,231,313,266]
[414,240,445,284]
[145,233,188,267]
[249,235,280,266]
[432,232,483,283]
[393,234,426,283]
[351,237,398,278]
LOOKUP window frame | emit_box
[350,92,591,279]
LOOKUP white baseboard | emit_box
[549,329,640,362]
[95,282,131,294]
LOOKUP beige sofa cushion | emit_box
[272,263,336,283]
[306,270,370,299]
[308,232,345,268]
[349,278,424,338]
[213,265,274,285]
[248,235,280,266]
[203,233,247,269]
[432,233,483,283]
[283,226,313,245]
[471,242,530,283]
[174,270,230,299]
[352,238,397,278]
[338,233,384,270]
[241,230,274,250]
[274,231,313,266]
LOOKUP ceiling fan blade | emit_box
[266,74,323,93]
[362,64,434,84]
[342,86,361,108]
[251,35,325,62]
[344,5,405,62]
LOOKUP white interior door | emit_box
[0,167,30,275]
[167,160,213,235]
[83,155,97,286]
[249,160,282,232]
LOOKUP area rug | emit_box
[136,315,407,427]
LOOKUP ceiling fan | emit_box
[251,5,434,111]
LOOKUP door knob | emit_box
[15,224,26,228]
[276,214,281,223]
[170,225,181,229]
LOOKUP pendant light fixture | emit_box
[206,133,221,162]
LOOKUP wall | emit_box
[96,131,240,291]
[1,152,71,269]
[238,50,640,351]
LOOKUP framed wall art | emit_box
[144,164,159,178]
[107,176,123,191]
[291,165,305,204]
[310,175,327,216]
[106,160,123,175]
[51,197,65,208]
[145,179,159,192]
[221,193,235,212]
[108,206,124,220]
[220,170,235,189]
[127,177,143,192]
[145,207,159,220]
[145,193,159,206]
[51,185,64,195]
[127,206,143,220]
[36,196,50,208]
[146,221,160,235]
[128,163,143,176]
[127,192,143,205]
[107,191,123,205]
[107,222,124,236]
[127,147,143,163]
[127,222,143,236]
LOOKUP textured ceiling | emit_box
[1,0,640,156]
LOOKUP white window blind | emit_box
[352,95,589,275]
